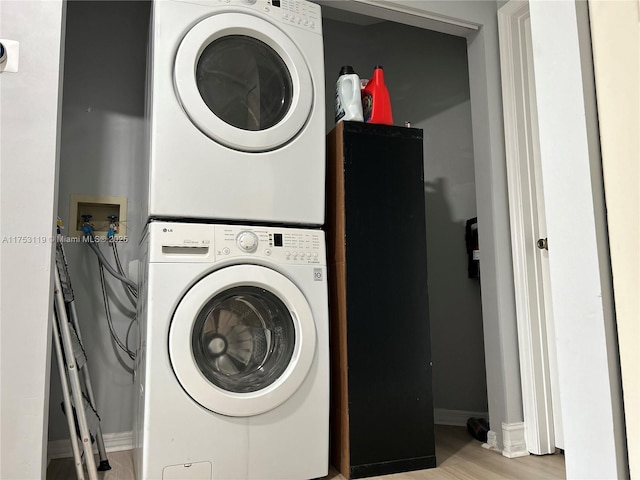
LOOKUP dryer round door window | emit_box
[174,13,314,152]
[169,265,317,417]
[196,35,293,132]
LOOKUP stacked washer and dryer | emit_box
[134,1,329,479]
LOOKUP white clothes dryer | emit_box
[144,0,326,226]
[134,221,329,480]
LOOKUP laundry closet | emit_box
[47,0,488,472]
[320,3,488,428]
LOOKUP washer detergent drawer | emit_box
[163,461,212,479]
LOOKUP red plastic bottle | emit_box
[361,65,393,125]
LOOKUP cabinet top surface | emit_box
[334,121,423,140]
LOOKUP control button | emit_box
[285,251,291,257]
[222,247,230,255]
[265,248,272,256]
[314,252,319,258]
[237,231,259,253]
[264,6,270,12]
[283,13,288,19]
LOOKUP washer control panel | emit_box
[217,225,325,265]
[149,222,326,265]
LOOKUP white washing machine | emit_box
[144,0,326,226]
[134,221,329,480]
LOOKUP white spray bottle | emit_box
[335,65,364,123]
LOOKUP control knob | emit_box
[237,231,259,253]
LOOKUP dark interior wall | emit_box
[322,18,471,131]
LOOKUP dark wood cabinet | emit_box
[326,121,436,479]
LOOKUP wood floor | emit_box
[47,425,565,480]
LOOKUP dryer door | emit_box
[174,13,313,152]
[169,265,316,417]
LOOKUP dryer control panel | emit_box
[200,0,322,32]
[273,0,322,32]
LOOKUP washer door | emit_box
[169,265,316,417]
[174,13,313,152]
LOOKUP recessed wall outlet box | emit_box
[69,194,127,238]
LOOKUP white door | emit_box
[174,13,313,152]
[169,265,316,417]
[498,0,563,455]
[527,1,627,477]
[0,1,65,478]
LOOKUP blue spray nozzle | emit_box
[80,214,95,236]
[107,215,119,239]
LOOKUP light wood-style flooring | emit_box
[47,425,565,480]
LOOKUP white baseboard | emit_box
[48,430,133,460]
[501,422,529,458]
[482,429,500,451]
[433,408,489,426]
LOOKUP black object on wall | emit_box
[326,121,436,479]
[465,217,480,279]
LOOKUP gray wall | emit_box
[48,1,150,441]
[323,19,488,414]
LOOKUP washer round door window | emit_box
[192,285,295,393]
[174,13,314,152]
[169,265,317,417]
